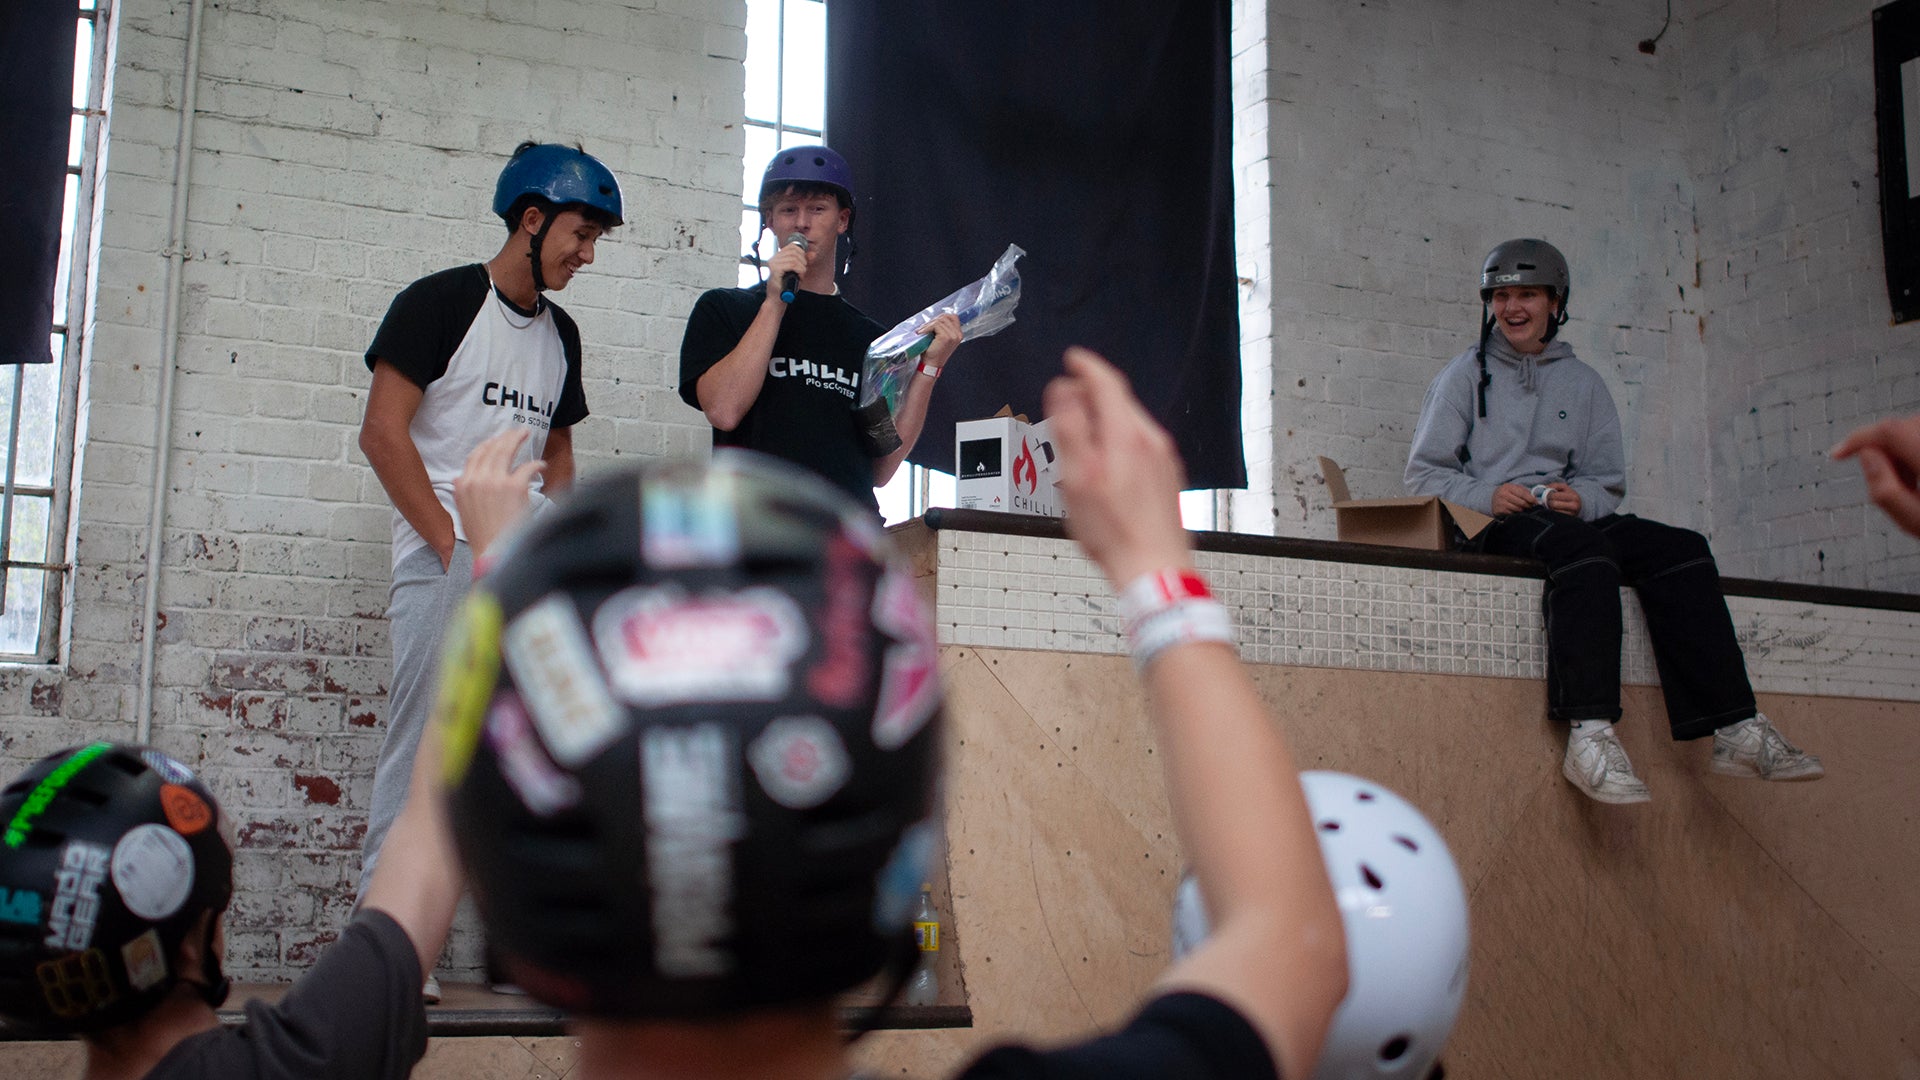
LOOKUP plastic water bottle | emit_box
[904,882,940,1006]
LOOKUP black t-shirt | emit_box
[143,911,427,1080]
[956,992,1280,1080]
[365,264,589,428]
[678,286,886,511]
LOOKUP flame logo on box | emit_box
[1012,438,1038,495]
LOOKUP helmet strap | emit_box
[1476,310,1494,418]
[526,206,557,294]
[179,915,231,1009]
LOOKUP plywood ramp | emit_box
[854,645,1920,1079]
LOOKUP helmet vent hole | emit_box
[1318,820,1340,832]
[1393,834,1419,852]
[1355,790,1375,802]
[65,786,109,807]
[1378,1035,1411,1062]
[1516,261,1536,270]
[812,156,826,166]
[1360,863,1383,889]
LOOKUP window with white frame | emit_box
[1,0,103,660]
[739,0,1221,530]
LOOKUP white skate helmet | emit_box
[1171,771,1469,1080]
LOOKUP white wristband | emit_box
[917,360,942,379]
[1117,569,1235,670]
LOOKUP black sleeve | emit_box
[678,288,756,410]
[365,265,488,389]
[549,303,590,428]
[956,993,1280,1080]
[144,911,428,1080]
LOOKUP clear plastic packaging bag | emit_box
[858,243,1025,413]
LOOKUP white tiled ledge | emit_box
[933,531,1920,704]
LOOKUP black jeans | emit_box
[1474,510,1756,740]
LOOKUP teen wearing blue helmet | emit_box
[356,141,621,996]
[679,144,964,513]
[1407,239,1823,805]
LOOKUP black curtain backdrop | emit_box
[0,4,78,366]
[1875,0,1920,323]
[828,0,1247,487]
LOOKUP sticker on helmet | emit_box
[110,824,195,922]
[642,723,743,978]
[120,928,170,992]
[437,593,506,786]
[44,841,111,951]
[808,534,872,709]
[0,886,43,926]
[748,715,851,810]
[159,784,213,836]
[37,948,116,1019]
[870,566,939,751]
[4,743,112,850]
[485,691,583,817]
[595,586,808,706]
[140,751,195,785]
[642,473,740,569]
[503,594,627,768]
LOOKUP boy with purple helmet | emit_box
[679,145,963,513]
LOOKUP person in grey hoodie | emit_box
[1405,238,1822,805]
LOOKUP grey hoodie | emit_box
[1403,333,1625,522]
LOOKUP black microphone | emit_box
[779,233,808,303]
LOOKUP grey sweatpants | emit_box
[357,541,473,899]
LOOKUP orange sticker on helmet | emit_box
[159,785,212,836]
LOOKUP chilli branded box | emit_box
[955,414,1061,517]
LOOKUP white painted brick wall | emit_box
[1683,0,1920,592]
[0,0,742,982]
[1241,0,1914,592]
[1249,0,1708,543]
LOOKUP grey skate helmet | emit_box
[1479,238,1570,308]
[442,451,943,1020]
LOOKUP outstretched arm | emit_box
[1045,347,1347,1080]
[1833,415,1920,537]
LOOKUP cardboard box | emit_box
[1318,456,1491,550]
[956,413,1061,517]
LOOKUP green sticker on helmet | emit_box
[3,743,112,849]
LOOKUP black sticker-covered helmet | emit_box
[442,451,942,1019]
[0,744,232,1035]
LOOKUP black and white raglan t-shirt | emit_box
[365,264,588,570]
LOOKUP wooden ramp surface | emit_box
[4,646,1913,1079]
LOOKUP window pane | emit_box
[743,0,781,122]
[743,125,779,205]
[0,365,61,488]
[6,496,51,565]
[72,17,94,108]
[54,175,79,325]
[0,569,48,656]
[69,113,85,168]
[780,0,826,134]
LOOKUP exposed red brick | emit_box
[28,681,62,715]
[292,773,342,806]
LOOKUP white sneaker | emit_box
[1562,725,1652,804]
[422,974,442,1004]
[1711,713,1824,781]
